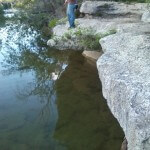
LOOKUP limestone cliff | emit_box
[97,33,150,150]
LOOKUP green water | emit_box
[0,10,124,150]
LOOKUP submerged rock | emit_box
[97,33,150,150]
[82,50,102,61]
[121,138,128,150]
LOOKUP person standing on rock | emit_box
[64,0,77,29]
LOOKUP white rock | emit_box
[53,24,68,37]
[82,50,102,61]
[47,39,56,47]
[117,22,150,34]
[142,10,150,23]
[97,33,150,150]
[77,18,116,34]
[80,1,147,16]
[51,72,59,81]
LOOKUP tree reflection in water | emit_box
[0,14,6,28]
[2,45,70,120]
[0,20,71,137]
[0,16,124,149]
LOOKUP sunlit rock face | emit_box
[116,22,150,34]
[97,33,150,150]
[142,10,150,23]
[80,1,147,16]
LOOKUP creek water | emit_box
[0,10,124,150]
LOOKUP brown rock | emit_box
[121,137,128,150]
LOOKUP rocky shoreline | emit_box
[47,1,150,150]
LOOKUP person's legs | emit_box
[67,5,71,27]
[67,4,75,28]
[69,4,75,27]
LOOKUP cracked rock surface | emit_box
[97,33,150,150]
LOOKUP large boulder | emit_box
[117,22,150,34]
[80,1,147,16]
[97,33,150,150]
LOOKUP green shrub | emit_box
[48,18,58,28]
[74,29,82,37]
[80,33,101,50]
[48,17,67,29]
[57,17,67,25]
[76,28,116,50]
[14,0,34,8]
[0,5,4,14]
[64,32,72,39]
[100,29,117,38]
[61,28,117,51]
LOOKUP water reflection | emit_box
[0,46,71,149]
[55,54,124,150]
[0,14,6,27]
[0,10,124,150]
[0,20,70,126]
[0,12,70,149]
